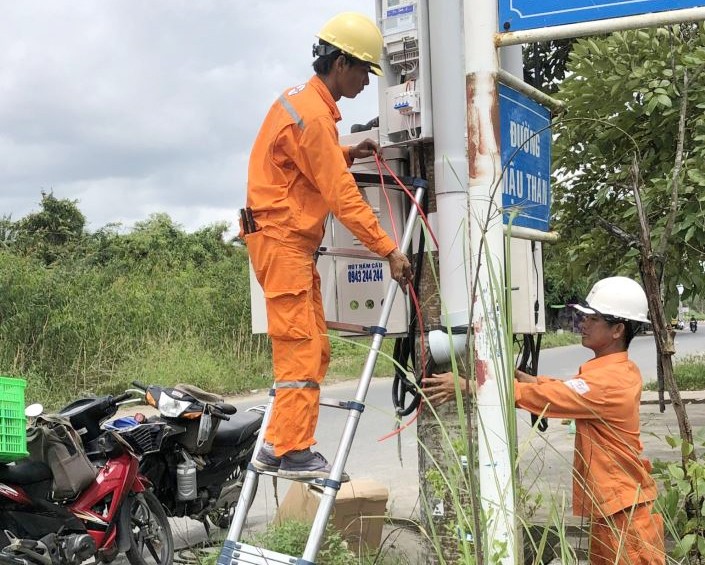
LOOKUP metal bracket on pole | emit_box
[496,7,705,46]
[497,69,565,114]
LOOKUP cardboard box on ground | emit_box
[274,479,389,555]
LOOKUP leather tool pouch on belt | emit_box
[240,207,260,235]
[26,414,98,500]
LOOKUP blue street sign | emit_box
[499,84,551,232]
[499,0,705,32]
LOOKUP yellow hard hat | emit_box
[315,12,384,77]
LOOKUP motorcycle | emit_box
[0,393,173,565]
[691,319,698,333]
[116,381,265,530]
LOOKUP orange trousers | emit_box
[246,232,330,456]
[589,503,665,565]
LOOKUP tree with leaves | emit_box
[552,25,705,311]
[551,24,705,464]
[12,192,86,264]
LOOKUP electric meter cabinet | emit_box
[376,0,433,145]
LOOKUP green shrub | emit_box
[537,331,582,349]
[0,235,270,408]
[644,354,705,391]
[653,429,705,562]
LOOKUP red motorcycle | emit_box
[0,393,173,565]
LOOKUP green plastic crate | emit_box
[0,377,28,462]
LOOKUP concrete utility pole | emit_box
[426,0,518,560]
[464,0,517,563]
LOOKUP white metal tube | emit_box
[497,69,566,114]
[429,0,471,329]
[465,0,516,563]
[428,329,467,365]
[496,7,705,46]
[504,224,559,242]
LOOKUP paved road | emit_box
[539,329,705,382]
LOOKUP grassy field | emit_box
[644,354,705,391]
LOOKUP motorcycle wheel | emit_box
[207,483,256,529]
[208,501,237,530]
[124,491,174,565]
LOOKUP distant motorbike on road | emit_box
[116,382,265,531]
[0,393,173,565]
[691,319,698,333]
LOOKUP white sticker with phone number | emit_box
[564,378,590,395]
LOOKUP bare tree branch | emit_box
[657,70,689,254]
[596,216,638,248]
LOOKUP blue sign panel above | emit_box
[499,84,551,233]
[499,0,705,32]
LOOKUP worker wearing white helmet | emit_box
[514,276,664,564]
[425,277,665,563]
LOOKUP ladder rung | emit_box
[221,541,297,565]
[247,466,334,488]
[319,397,356,409]
[317,246,382,260]
[326,321,369,334]
[352,171,418,189]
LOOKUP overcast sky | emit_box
[1,1,378,235]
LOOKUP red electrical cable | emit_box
[374,154,439,250]
[371,153,438,442]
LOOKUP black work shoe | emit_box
[278,449,349,482]
[252,442,281,473]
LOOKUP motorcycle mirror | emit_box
[25,403,44,418]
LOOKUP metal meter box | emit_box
[318,130,410,336]
[249,130,411,336]
[376,0,433,145]
[510,238,546,335]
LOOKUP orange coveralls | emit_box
[245,75,397,456]
[514,352,665,564]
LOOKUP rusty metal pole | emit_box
[464,0,517,562]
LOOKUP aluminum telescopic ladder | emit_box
[217,177,427,565]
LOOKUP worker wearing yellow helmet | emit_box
[242,12,411,480]
[313,11,385,77]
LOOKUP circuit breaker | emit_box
[376,0,433,145]
[249,130,411,336]
[510,238,546,334]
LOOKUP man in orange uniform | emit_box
[514,277,664,564]
[424,277,665,563]
[242,12,412,480]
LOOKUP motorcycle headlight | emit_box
[157,395,192,418]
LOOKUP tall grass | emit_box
[0,248,270,408]
[644,354,705,391]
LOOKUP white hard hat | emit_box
[572,276,649,323]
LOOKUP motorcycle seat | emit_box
[174,383,224,404]
[0,460,52,484]
[212,410,262,447]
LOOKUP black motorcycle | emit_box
[117,382,265,530]
[691,319,698,333]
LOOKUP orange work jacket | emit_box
[515,351,658,518]
[246,75,397,258]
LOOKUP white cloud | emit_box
[0,1,378,234]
